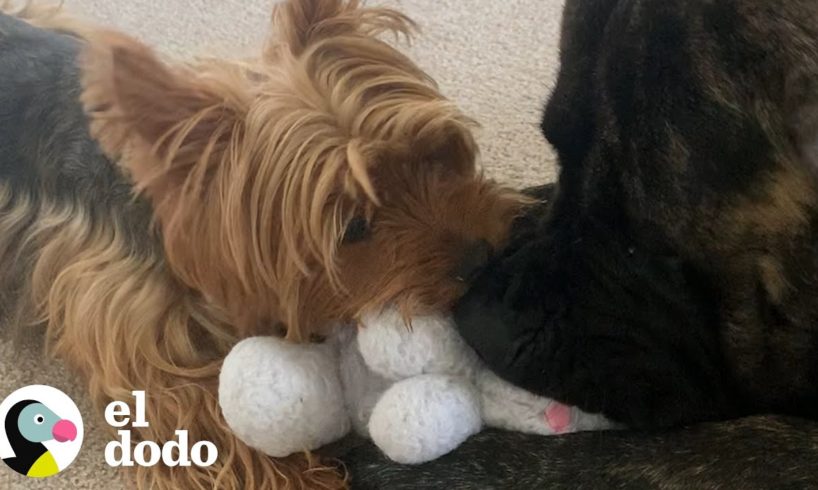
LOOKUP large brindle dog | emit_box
[343,0,818,487]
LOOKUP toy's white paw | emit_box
[358,308,479,380]
[219,336,350,457]
[477,369,614,435]
[367,375,481,464]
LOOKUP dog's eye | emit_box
[34,414,45,425]
[343,216,371,244]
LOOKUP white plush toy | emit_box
[218,308,612,464]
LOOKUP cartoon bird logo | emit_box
[2,399,78,478]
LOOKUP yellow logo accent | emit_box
[27,451,59,478]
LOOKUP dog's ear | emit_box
[542,0,621,163]
[81,31,250,207]
[264,0,415,59]
[267,0,349,56]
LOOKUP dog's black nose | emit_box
[455,239,492,282]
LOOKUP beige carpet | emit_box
[0,0,565,488]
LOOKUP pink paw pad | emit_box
[544,402,572,434]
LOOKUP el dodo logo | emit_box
[105,391,218,468]
[0,385,82,478]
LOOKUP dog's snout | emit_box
[455,239,492,282]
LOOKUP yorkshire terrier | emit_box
[0,0,524,488]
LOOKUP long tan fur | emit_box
[80,0,499,339]
[1,1,527,489]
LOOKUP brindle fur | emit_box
[345,0,818,487]
[456,0,818,427]
[343,416,818,489]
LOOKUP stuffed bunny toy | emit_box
[218,308,611,464]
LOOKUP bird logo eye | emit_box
[33,414,45,425]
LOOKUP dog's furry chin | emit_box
[0,0,525,488]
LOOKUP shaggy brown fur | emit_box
[0,1,525,488]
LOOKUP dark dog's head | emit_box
[455,0,818,424]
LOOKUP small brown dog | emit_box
[0,0,524,488]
